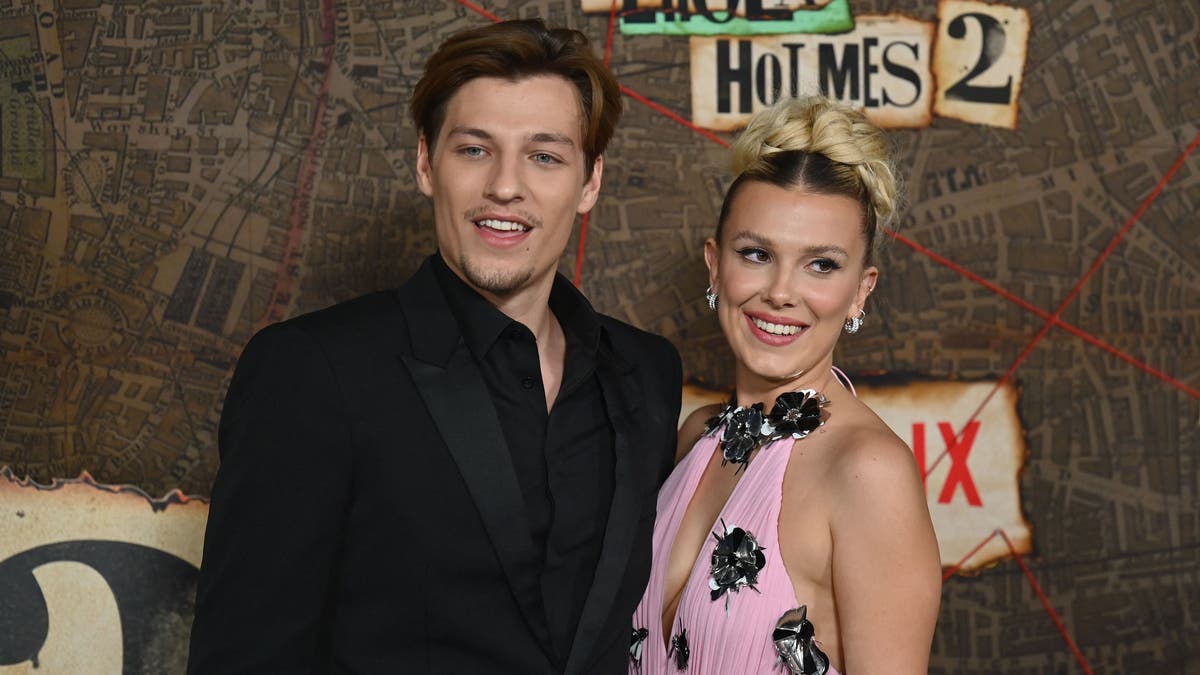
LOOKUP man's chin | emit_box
[462,264,533,298]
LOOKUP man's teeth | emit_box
[752,317,801,335]
[477,218,527,232]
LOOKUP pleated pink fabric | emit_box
[630,430,841,674]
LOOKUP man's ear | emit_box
[576,155,604,214]
[416,135,434,198]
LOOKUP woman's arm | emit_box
[829,431,942,674]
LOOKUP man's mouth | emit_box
[475,218,531,233]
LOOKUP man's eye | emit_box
[532,152,559,164]
[462,146,485,157]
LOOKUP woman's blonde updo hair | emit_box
[717,96,899,265]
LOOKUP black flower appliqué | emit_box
[718,403,765,470]
[772,605,829,675]
[669,620,690,671]
[765,390,825,440]
[708,520,767,611]
[704,390,828,472]
[629,626,648,670]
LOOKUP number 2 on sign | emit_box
[933,0,1030,130]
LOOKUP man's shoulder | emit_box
[247,290,409,361]
[596,313,679,371]
[597,313,670,349]
[279,257,437,338]
[285,291,401,335]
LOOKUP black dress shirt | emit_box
[433,254,615,664]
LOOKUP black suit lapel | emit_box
[564,355,649,675]
[395,261,552,654]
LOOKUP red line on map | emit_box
[924,129,1200,475]
[620,84,731,148]
[256,0,339,332]
[571,0,622,287]
[574,212,591,287]
[888,230,1200,401]
[455,0,500,22]
[605,0,619,66]
[959,128,1200,431]
[1000,530,1096,675]
[942,529,1001,582]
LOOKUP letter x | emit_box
[937,421,982,507]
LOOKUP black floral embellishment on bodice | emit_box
[704,390,828,472]
[629,626,648,669]
[772,605,830,675]
[718,403,766,471]
[767,390,825,439]
[669,619,690,671]
[708,520,767,611]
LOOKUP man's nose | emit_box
[485,155,525,202]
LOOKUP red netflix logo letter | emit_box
[911,421,982,507]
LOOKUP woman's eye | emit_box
[736,248,770,263]
[811,258,841,273]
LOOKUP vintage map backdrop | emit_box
[0,0,1197,671]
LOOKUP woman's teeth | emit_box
[752,317,801,335]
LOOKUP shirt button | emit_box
[521,377,536,390]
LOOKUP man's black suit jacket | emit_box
[188,257,683,674]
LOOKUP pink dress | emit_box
[630,430,841,674]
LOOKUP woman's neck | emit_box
[733,363,840,409]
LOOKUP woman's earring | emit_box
[705,286,718,312]
[843,309,866,334]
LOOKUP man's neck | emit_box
[435,256,572,410]
[485,276,566,412]
[480,275,559,344]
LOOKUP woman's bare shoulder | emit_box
[823,410,930,529]
[674,403,723,464]
[835,415,916,482]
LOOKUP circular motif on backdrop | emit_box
[59,293,127,357]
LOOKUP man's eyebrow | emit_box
[446,126,492,141]
[529,132,575,147]
[445,127,575,147]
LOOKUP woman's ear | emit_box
[853,266,879,316]
[704,238,720,290]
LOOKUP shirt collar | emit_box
[548,271,602,357]
[432,252,602,360]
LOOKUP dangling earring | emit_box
[843,309,865,334]
[705,286,718,312]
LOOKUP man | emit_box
[188,18,682,674]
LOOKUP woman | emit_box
[630,97,941,674]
